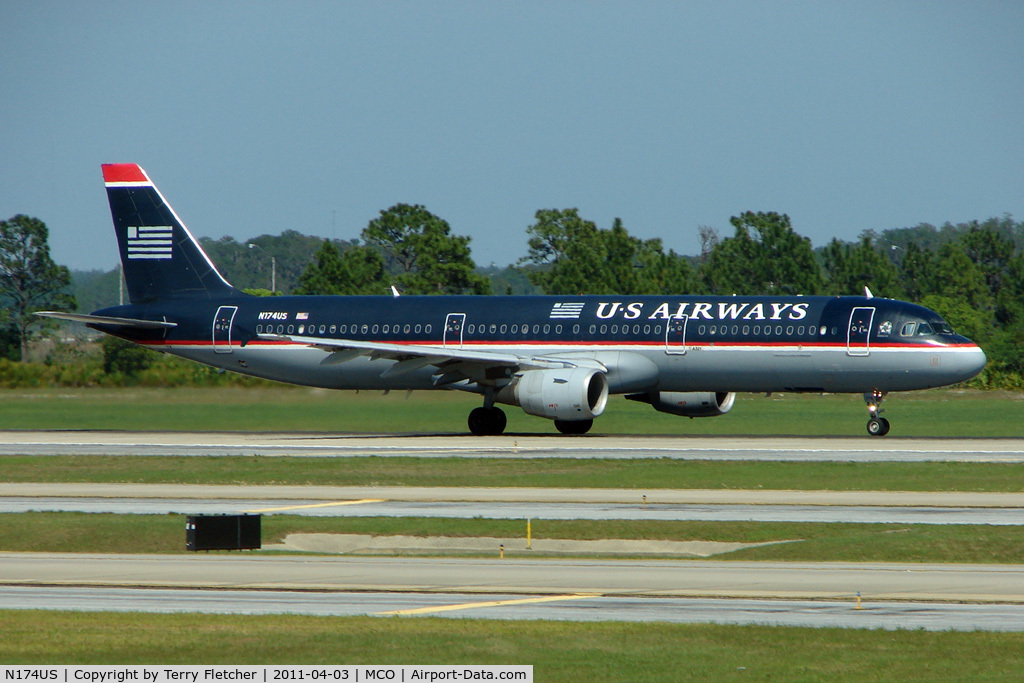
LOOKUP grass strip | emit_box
[3,513,1024,564]
[2,610,1023,681]
[1,387,1022,436]
[3,454,1024,492]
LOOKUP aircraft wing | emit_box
[258,333,604,385]
[35,311,177,330]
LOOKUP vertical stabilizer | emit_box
[102,164,240,303]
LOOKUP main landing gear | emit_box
[864,390,890,437]
[468,406,507,436]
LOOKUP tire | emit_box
[488,407,507,435]
[867,417,888,437]
[468,407,491,436]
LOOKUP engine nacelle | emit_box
[626,391,736,418]
[501,367,609,421]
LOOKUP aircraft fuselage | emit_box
[97,293,985,395]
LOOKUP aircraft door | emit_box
[665,316,688,355]
[847,307,875,357]
[444,313,466,349]
[212,306,238,354]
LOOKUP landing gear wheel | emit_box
[863,390,890,437]
[554,419,593,435]
[468,407,490,436]
[866,417,891,437]
[468,406,507,436]
[489,407,507,435]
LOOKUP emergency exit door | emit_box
[212,306,238,354]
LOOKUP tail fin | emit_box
[102,164,240,303]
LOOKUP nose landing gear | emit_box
[864,390,890,436]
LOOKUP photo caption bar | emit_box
[0,667,532,683]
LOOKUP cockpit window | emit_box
[903,318,954,337]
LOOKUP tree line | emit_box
[3,205,1023,386]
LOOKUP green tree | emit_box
[895,242,935,302]
[293,240,387,295]
[822,236,900,297]
[521,210,693,295]
[101,335,154,378]
[521,208,607,294]
[932,243,992,310]
[362,204,491,295]
[0,215,76,360]
[701,211,823,295]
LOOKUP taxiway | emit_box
[2,431,1024,461]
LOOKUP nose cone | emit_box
[956,344,987,381]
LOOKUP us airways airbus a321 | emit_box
[39,164,987,436]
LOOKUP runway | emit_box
[4,553,1023,604]
[4,494,1023,525]
[2,431,1024,462]
[4,483,1024,525]
[5,585,1024,632]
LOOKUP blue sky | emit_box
[2,1,1022,272]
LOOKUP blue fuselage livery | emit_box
[40,164,987,436]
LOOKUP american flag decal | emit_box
[127,226,173,260]
[549,302,585,319]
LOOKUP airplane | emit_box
[39,163,987,437]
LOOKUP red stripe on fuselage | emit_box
[136,339,980,351]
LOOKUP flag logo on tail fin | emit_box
[127,226,173,260]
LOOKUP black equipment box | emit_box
[186,514,261,551]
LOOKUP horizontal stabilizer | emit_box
[35,311,177,329]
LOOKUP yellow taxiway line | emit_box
[244,499,385,513]
[377,594,598,616]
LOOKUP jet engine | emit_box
[501,367,609,421]
[626,391,736,418]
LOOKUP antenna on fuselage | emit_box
[390,285,401,298]
[864,286,874,299]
